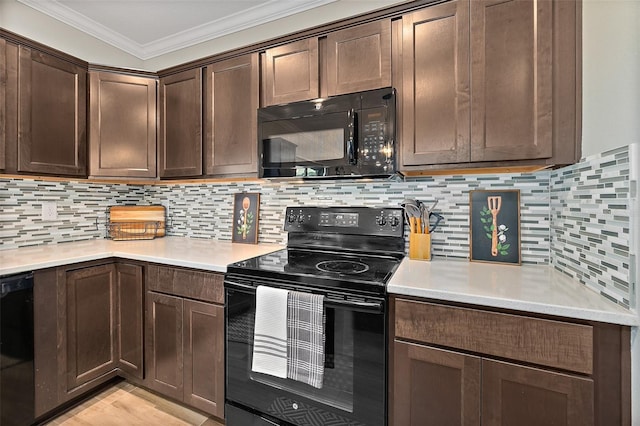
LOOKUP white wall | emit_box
[0,0,144,69]
[582,0,640,157]
[145,0,407,71]
[0,0,405,71]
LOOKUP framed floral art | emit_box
[469,189,521,265]
[232,193,260,244]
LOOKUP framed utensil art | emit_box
[232,193,260,244]
[469,189,521,265]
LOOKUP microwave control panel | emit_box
[360,107,392,166]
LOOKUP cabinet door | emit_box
[393,341,480,426]
[204,53,259,176]
[89,71,157,178]
[146,291,184,401]
[470,0,552,162]
[116,263,144,379]
[0,38,6,170]
[401,1,470,166]
[159,68,203,178]
[325,19,391,96]
[18,46,87,176]
[263,38,319,106]
[183,300,224,418]
[482,359,594,426]
[66,264,117,390]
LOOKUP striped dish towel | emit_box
[251,286,289,378]
[287,291,325,388]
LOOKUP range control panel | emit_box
[284,206,403,237]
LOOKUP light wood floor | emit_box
[43,382,224,426]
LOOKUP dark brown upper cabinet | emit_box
[470,0,552,162]
[18,46,87,176]
[0,38,6,171]
[159,68,203,178]
[89,71,157,178]
[325,19,392,96]
[204,53,259,176]
[399,0,580,171]
[263,38,319,106]
[400,0,470,166]
[261,20,390,107]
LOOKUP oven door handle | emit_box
[225,280,384,313]
[324,298,383,313]
[225,280,256,292]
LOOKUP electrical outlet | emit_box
[41,202,58,221]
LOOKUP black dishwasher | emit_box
[1,272,35,426]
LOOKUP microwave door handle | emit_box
[347,109,357,165]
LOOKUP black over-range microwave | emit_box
[258,87,396,178]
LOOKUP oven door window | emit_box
[226,287,385,426]
[260,112,352,170]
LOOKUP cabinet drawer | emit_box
[395,299,593,374]
[147,265,223,304]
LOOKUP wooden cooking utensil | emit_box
[487,196,502,256]
[409,217,417,234]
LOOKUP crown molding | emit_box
[17,0,337,60]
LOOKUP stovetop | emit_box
[226,206,405,296]
[226,248,402,295]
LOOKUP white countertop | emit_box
[2,238,637,326]
[0,237,283,276]
[388,258,639,326]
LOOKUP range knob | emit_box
[376,216,387,226]
[390,216,400,227]
[297,215,305,223]
[288,214,297,223]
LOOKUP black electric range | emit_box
[226,206,405,296]
[224,206,405,426]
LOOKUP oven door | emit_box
[225,280,386,426]
[258,110,356,178]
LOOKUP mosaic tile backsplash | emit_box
[0,178,146,249]
[551,144,637,309]
[0,144,636,311]
[144,173,551,264]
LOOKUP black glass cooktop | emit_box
[227,248,402,294]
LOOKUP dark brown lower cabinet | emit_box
[391,297,629,426]
[146,292,184,400]
[116,262,144,380]
[393,342,480,425]
[65,263,118,390]
[393,340,594,426]
[183,299,224,416]
[146,265,225,418]
[482,359,594,426]
[33,260,145,412]
[35,261,227,422]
